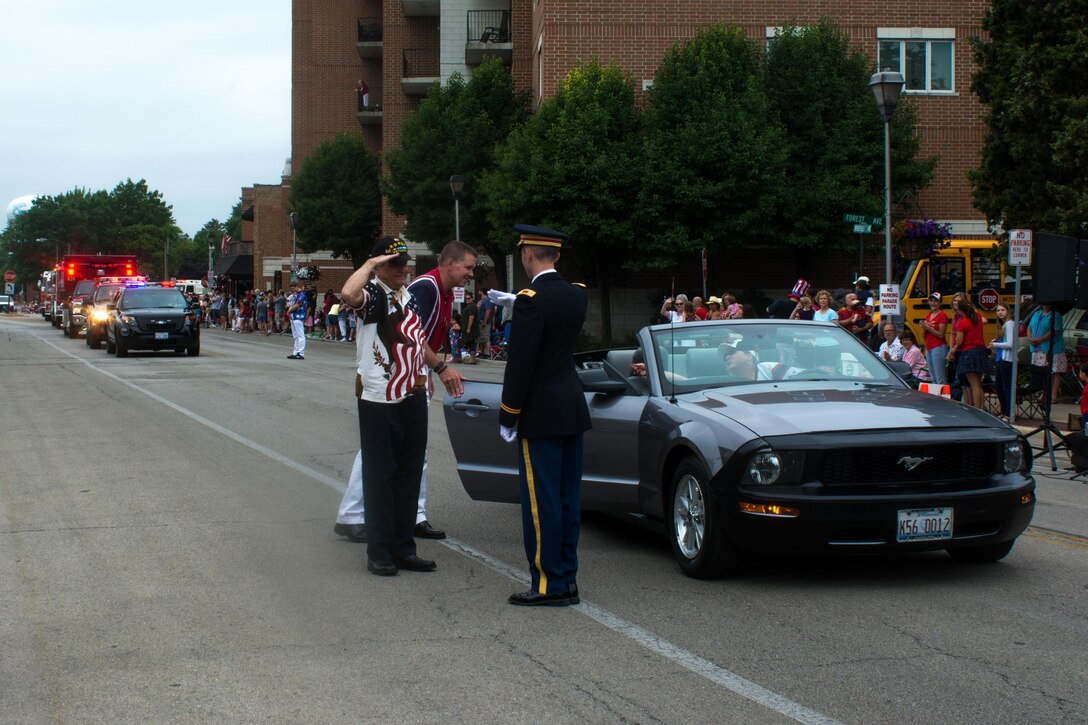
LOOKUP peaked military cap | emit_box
[514,224,569,249]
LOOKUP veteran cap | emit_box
[369,235,412,262]
[514,223,569,249]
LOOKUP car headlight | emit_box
[745,452,782,485]
[91,309,110,322]
[1004,441,1027,472]
[120,314,137,325]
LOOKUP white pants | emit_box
[290,318,306,356]
[335,448,428,525]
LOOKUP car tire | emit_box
[105,331,115,354]
[89,329,102,350]
[947,539,1016,563]
[67,320,77,338]
[668,458,740,579]
[115,334,128,357]
[188,340,200,357]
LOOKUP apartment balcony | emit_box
[356,17,383,59]
[401,0,438,17]
[465,9,512,65]
[401,49,439,95]
[357,96,383,126]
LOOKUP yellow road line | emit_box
[1023,526,1088,551]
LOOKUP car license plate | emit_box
[155,332,169,340]
[897,507,953,542]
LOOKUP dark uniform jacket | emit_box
[499,271,592,439]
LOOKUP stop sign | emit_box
[3,270,15,283]
[977,287,999,311]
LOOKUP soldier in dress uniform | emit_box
[498,224,592,607]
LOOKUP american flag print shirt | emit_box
[355,279,427,403]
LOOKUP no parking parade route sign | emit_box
[879,284,901,317]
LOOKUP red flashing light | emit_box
[125,265,134,275]
[159,281,175,287]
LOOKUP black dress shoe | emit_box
[568,583,580,605]
[392,554,437,572]
[333,523,367,543]
[367,560,398,577]
[414,520,446,539]
[508,590,572,607]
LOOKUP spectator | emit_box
[878,322,904,361]
[255,292,269,335]
[659,294,687,323]
[920,292,949,386]
[476,287,494,357]
[705,296,723,320]
[790,295,815,320]
[357,79,369,109]
[682,301,698,322]
[459,291,478,363]
[722,293,740,319]
[1027,302,1067,405]
[989,302,1015,420]
[899,328,929,383]
[854,275,873,307]
[326,295,341,340]
[273,289,287,334]
[812,290,837,323]
[947,296,989,409]
[836,292,871,339]
[691,296,708,320]
[767,279,810,319]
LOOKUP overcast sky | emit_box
[0,0,291,238]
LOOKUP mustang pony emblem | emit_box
[898,455,934,471]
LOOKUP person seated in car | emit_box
[630,347,647,377]
[722,348,805,381]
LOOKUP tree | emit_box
[482,61,641,344]
[289,132,382,267]
[763,19,935,251]
[1,179,184,280]
[637,24,788,268]
[970,1,1088,235]
[384,58,528,284]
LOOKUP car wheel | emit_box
[105,330,115,354]
[668,458,739,579]
[89,329,102,350]
[67,320,77,338]
[115,334,128,357]
[947,539,1016,563]
[188,340,200,357]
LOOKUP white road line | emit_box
[33,330,842,725]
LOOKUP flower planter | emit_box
[895,237,937,259]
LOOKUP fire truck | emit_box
[53,254,139,338]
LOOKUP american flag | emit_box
[221,234,232,254]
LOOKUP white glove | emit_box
[499,425,517,443]
[489,289,517,310]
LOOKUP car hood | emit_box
[693,382,998,436]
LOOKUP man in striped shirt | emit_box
[334,240,477,547]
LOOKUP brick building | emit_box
[235,0,993,337]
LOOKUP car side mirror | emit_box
[885,360,912,381]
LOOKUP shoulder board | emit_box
[517,289,537,298]
[572,282,586,288]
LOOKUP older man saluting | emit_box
[339,237,463,576]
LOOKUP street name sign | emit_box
[843,213,883,227]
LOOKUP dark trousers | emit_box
[518,434,583,596]
[358,394,427,563]
[995,358,1013,417]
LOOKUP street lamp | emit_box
[449,174,465,240]
[207,231,216,290]
[288,211,299,283]
[868,70,905,303]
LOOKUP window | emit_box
[877,29,954,93]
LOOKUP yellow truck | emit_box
[895,240,1033,348]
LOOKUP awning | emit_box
[216,255,253,276]
[240,205,255,221]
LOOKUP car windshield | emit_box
[649,321,896,392]
[119,289,188,310]
[73,280,97,295]
[93,284,124,303]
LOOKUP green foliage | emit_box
[1,179,185,280]
[970,0,1088,235]
[482,60,642,342]
[763,19,935,248]
[638,24,787,266]
[384,58,528,265]
[289,132,382,267]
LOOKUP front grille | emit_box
[815,443,996,485]
[136,316,183,332]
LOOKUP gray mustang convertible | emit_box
[444,320,1035,578]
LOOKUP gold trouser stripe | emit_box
[522,439,547,594]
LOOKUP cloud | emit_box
[0,0,291,237]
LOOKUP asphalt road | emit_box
[2,314,1086,724]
